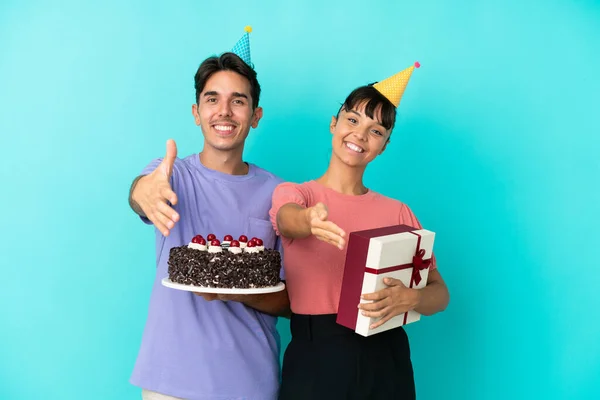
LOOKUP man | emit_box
[128,28,289,400]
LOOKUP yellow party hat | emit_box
[373,61,420,107]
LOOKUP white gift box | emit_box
[337,224,435,337]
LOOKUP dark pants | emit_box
[279,314,416,400]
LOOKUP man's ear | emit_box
[251,107,263,128]
[192,103,201,126]
[330,116,338,134]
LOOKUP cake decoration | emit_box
[228,240,242,254]
[208,239,223,253]
[245,240,259,253]
[167,232,281,289]
[238,235,249,248]
[189,235,207,251]
[223,234,233,247]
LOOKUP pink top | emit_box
[269,180,437,315]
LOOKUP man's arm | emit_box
[197,289,291,318]
[235,289,291,318]
[129,175,147,217]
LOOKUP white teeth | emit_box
[214,125,234,132]
[346,142,364,153]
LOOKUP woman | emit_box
[269,64,450,400]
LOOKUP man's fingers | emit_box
[159,187,179,209]
[156,201,179,222]
[195,293,218,301]
[216,294,242,302]
[165,139,178,167]
[154,209,175,230]
[160,139,178,179]
[148,213,170,236]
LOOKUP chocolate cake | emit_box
[167,234,281,289]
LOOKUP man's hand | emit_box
[193,290,291,317]
[194,293,243,302]
[359,278,421,329]
[131,139,180,236]
[305,202,346,249]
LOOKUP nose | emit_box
[355,127,369,141]
[218,101,232,117]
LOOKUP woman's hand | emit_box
[359,278,421,329]
[305,202,346,249]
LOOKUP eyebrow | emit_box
[203,91,248,99]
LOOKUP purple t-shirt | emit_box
[130,154,284,400]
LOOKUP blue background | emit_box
[1,0,599,399]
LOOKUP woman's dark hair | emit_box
[337,84,397,131]
[194,52,261,110]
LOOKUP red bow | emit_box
[411,249,431,286]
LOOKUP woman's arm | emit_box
[413,269,449,316]
[276,203,312,238]
[359,268,450,329]
[276,202,346,249]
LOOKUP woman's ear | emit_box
[379,137,391,154]
[330,116,338,134]
[379,142,388,155]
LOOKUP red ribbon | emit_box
[411,248,431,286]
[403,232,432,325]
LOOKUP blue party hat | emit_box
[231,26,253,67]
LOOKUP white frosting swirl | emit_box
[188,242,207,251]
[228,246,242,254]
[208,245,223,253]
[244,247,259,253]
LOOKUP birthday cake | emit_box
[167,234,281,289]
